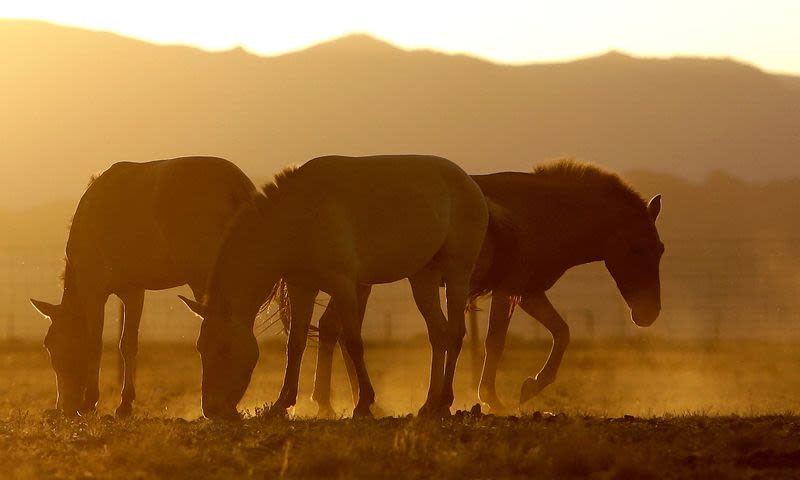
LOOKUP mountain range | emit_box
[1,20,799,209]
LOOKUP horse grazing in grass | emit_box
[30,157,256,417]
[310,160,663,415]
[179,155,488,419]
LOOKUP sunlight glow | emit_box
[1,0,799,73]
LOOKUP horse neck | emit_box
[59,262,83,309]
[543,188,637,268]
[208,202,281,325]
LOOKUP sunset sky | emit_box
[2,0,800,74]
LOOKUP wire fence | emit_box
[2,237,800,344]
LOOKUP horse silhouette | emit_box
[180,155,489,419]
[31,156,255,416]
[309,160,663,415]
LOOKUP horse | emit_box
[30,156,256,417]
[309,160,663,415]
[179,154,488,419]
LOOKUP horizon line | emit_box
[3,17,799,77]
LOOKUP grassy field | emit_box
[1,338,800,478]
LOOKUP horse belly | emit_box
[353,210,448,284]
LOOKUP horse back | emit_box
[470,172,574,295]
[276,155,487,284]
[67,156,255,290]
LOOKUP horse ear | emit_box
[30,299,61,321]
[178,295,207,319]
[647,194,662,222]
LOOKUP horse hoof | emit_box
[115,404,133,418]
[371,403,388,418]
[265,405,289,419]
[316,405,336,419]
[78,406,97,417]
[519,377,545,406]
[352,407,374,420]
[485,400,510,415]
[418,403,450,419]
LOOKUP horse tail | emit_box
[257,279,320,338]
[468,198,518,303]
[255,279,290,336]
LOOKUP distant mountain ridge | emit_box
[1,19,799,208]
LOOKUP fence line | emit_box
[2,239,800,342]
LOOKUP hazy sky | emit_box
[3,1,800,74]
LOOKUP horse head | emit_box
[180,295,259,419]
[603,195,664,327]
[30,298,89,416]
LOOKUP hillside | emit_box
[1,20,800,208]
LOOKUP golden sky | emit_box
[2,0,800,74]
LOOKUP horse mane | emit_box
[200,165,301,333]
[532,158,647,212]
[86,173,100,189]
[261,164,300,201]
[58,172,103,285]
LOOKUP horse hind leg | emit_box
[518,293,570,406]
[478,293,514,413]
[116,289,144,417]
[312,284,372,418]
[312,300,341,418]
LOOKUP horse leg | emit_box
[272,284,318,414]
[115,289,144,417]
[342,285,372,404]
[312,300,341,418]
[519,293,570,405]
[80,294,107,415]
[478,293,514,413]
[440,277,470,414]
[409,269,448,417]
[332,284,376,418]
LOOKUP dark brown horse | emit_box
[311,160,663,415]
[31,156,255,416]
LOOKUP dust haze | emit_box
[2,17,800,480]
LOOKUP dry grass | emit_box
[1,338,800,478]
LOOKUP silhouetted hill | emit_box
[2,20,799,208]
[777,74,800,93]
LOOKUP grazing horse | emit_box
[179,155,488,419]
[30,156,256,417]
[310,160,663,415]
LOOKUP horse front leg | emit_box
[332,284,375,418]
[116,289,144,417]
[271,284,318,415]
[440,278,470,413]
[80,295,108,415]
[409,269,448,417]
[478,293,515,413]
[519,293,570,406]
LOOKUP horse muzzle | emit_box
[631,304,660,327]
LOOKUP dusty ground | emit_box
[1,338,799,478]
